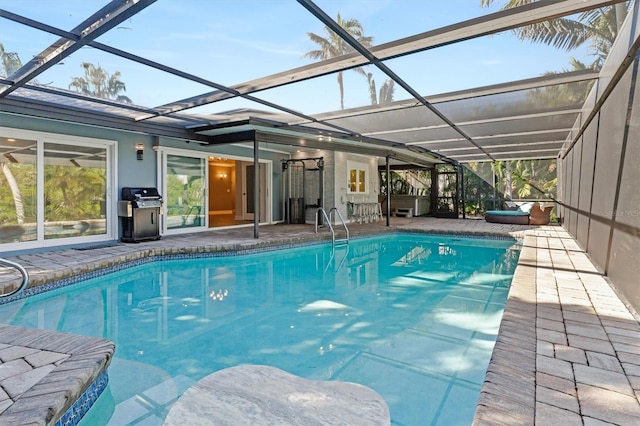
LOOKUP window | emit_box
[347,161,368,194]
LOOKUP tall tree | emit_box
[480,0,629,69]
[378,79,395,104]
[0,43,22,76]
[68,62,132,103]
[305,13,373,109]
[0,163,25,224]
[527,58,593,107]
[367,73,396,105]
[475,2,629,207]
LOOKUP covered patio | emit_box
[1,0,639,424]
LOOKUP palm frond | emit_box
[517,18,592,51]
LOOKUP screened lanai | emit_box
[1,0,639,312]
[2,2,640,426]
[0,0,625,163]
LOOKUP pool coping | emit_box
[0,324,114,425]
[473,234,538,424]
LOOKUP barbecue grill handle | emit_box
[151,212,155,224]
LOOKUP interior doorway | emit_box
[207,157,268,228]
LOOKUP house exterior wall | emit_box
[155,138,288,222]
[288,150,380,225]
[558,1,640,315]
[0,115,290,253]
[0,112,158,188]
[334,151,380,223]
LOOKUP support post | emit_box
[385,156,391,226]
[460,164,466,219]
[254,138,259,239]
[492,162,497,210]
[318,158,324,226]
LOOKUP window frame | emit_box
[347,160,369,195]
[0,127,118,250]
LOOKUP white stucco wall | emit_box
[333,151,380,223]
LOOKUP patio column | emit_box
[492,162,497,210]
[254,138,259,239]
[460,164,466,219]
[385,156,391,226]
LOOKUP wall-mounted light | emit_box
[135,143,144,160]
[218,172,228,180]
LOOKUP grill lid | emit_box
[121,187,162,201]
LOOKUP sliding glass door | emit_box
[162,153,206,231]
[43,142,107,239]
[158,147,272,233]
[0,128,116,249]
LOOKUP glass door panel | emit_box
[43,142,107,239]
[242,162,266,221]
[166,155,205,230]
[0,137,37,243]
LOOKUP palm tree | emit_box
[492,159,557,200]
[526,58,594,107]
[378,79,395,104]
[0,163,25,224]
[480,0,629,70]
[68,62,132,103]
[367,73,396,105]
[0,43,22,76]
[472,2,628,208]
[305,13,373,109]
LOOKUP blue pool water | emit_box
[0,234,520,425]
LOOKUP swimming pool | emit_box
[0,233,520,425]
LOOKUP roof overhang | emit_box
[195,118,449,167]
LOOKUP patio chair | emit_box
[529,204,552,225]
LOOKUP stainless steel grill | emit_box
[118,187,162,243]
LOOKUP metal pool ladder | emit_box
[0,258,29,298]
[315,207,349,246]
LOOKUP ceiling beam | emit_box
[298,0,494,161]
[303,70,595,127]
[152,0,619,114]
[252,132,442,167]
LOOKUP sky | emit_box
[1,0,594,116]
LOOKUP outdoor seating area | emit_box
[485,202,552,226]
[348,202,383,223]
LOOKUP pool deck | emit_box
[0,217,639,424]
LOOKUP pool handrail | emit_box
[0,258,29,298]
[315,207,349,246]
